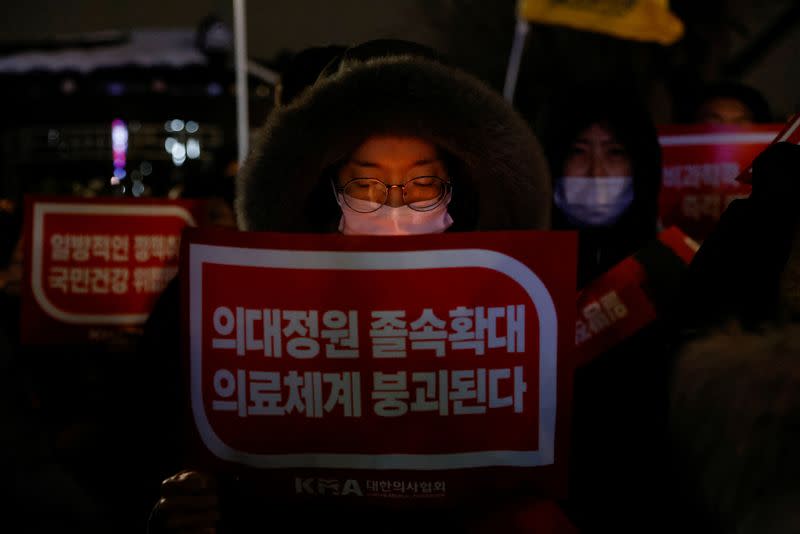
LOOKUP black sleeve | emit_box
[677,143,800,331]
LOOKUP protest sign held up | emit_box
[182,229,577,501]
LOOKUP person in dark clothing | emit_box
[175,172,237,229]
[134,165,239,526]
[541,86,663,288]
[678,142,800,333]
[669,141,800,532]
[0,200,107,533]
[539,89,687,533]
[145,39,557,534]
[275,44,347,107]
[671,323,800,534]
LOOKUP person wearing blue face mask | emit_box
[553,123,634,228]
[543,86,662,287]
[540,87,675,533]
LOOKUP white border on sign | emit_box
[777,116,800,143]
[190,244,559,470]
[31,202,196,324]
[658,131,778,146]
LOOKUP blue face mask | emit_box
[554,176,634,227]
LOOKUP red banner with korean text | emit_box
[658,124,781,242]
[22,196,205,345]
[182,229,577,503]
[575,227,698,366]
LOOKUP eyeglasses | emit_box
[334,176,451,213]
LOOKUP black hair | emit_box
[688,81,772,123]
[542,84,662,228]
[278,45,348,107]
[541,84,662,284]
[318,39,442,80]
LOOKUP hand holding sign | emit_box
[155,470,219,534]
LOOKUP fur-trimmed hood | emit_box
[671,324,800,532]
[236,54,551,232]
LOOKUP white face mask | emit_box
[336,193,454,236]
[554,176,634,227]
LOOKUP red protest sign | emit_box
[658,124,781,242]
[182,229,577,502]
[22,196,205,345]
[575,256,654,366]
[575,227,698,366]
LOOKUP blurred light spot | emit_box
[140,161,152,176]
[170,119,185,132]
[186,121,199,133]
[207,82,223,96]
[171,142,186,159]
[111,120,128,148]
[107,82,125,96]
[132,180,145,197]
[172,142,186,166]
[61,78,77,94]
[165,137,177,153]
[187,138,201,159]
[47,129,60,146]
[111,119,128,180]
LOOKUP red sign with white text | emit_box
[22,196,205,344]
[182,229,577,501]
[658,124,781,242]
[575,227,698,366]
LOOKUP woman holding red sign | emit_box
[540,87,690,534]
[145,40,575,534]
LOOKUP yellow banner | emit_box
[518,0,684,45]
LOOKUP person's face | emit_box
[563,123,632,178]
[696,97,754,125]
[337,136,448,208]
